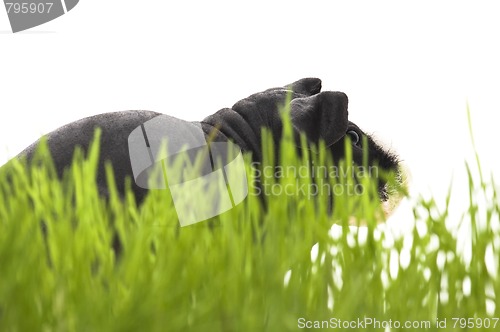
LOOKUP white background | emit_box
[1,1,499,225]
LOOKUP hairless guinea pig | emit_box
[12,78,402,211]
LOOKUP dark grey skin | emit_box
[14,78,399,204]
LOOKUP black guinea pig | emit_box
[12,78,402,213]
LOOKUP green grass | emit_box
[0,113,499,332]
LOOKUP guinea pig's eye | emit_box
[347,130,360,145]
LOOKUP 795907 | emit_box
[5,2,54,14]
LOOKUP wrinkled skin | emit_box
[13,78,399,204]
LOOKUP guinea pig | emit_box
[11,78,402,213]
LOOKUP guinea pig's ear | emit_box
[285,77,322,96]
[264,78,322,97]
[289,91,349,147]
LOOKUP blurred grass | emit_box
[0,113,499,332]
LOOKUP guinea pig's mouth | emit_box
[382,162,410,218]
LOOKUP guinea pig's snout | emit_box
[368,135,411,219]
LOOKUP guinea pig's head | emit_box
[330,121,402,201]
[289,89,405,216]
